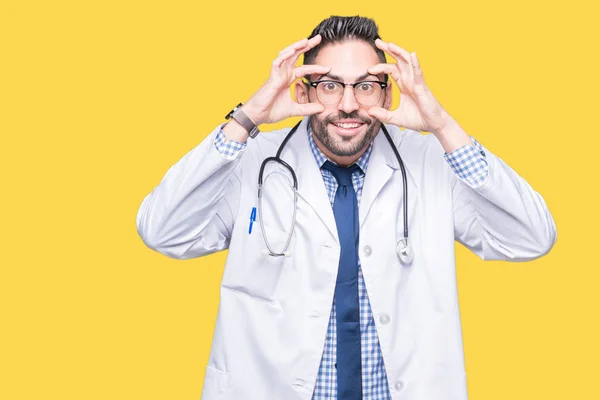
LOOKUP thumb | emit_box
[368,106,393,123]
[293,102,325,117]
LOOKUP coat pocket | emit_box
[424,366,468,400]
[223,225,291,304]
[200,365,231,400]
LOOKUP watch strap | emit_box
[227,104,260,138]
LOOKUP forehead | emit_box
[313,40,380,79]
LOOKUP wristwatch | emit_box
[225,103,260,138]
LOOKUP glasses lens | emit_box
[355,82,383,106]
[315,81,383,106]
[316,81,343,105]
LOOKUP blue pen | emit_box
[248,207,256,234]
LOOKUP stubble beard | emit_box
[309,111,381,158]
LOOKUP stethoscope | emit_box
[257,120,414,265]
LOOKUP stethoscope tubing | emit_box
[257,120,410,260]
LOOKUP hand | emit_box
[366,39,450,133]
[243,35,331,125]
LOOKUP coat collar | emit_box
[277,117,419,241]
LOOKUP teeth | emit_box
[335,123,361,129]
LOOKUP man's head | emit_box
[295,16,392,166]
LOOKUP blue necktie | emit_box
[322,161,362,400]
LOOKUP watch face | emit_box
[225,103,243,120]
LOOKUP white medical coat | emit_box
[136,117,557,399]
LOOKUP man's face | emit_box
[297,40,391,159]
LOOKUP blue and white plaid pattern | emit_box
[214,127,488,188]
[443,137,488,187]
[213,124,248,160]
[307,129,392,399]
[213,125,488,399]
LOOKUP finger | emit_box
[368,63,407,93]
[305,34,323,50]
[374,39,409,64]
[276,42,313,69]
[285,34,324,68]
[388,43,416,85]
[411,51,420,68]
[278,37,310,56]
[285,44,312,69]
[291,102,325,117]
[273,37,313,68]
[294,64,331,79]
[273,48,295,68]
[388,42,412,66]
[367,106,396,124]
[367,63,400,81]
[273,35,323,72]
[374,40,413,83]
[278,34,321,57]
[411,52,425,85]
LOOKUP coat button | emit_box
[379,314,390,324]
[394,380,404,391]
[363,245,372,256]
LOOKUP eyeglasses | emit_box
[303,79,388,106]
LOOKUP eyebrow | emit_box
[316,72,378,82]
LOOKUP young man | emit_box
[136,15,556,400]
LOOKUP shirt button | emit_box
[379,314,390,325]
[363,245,372,256]
[394,380,404,391]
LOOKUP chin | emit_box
[327,129,371,157]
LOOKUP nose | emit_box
[338,86,360,114]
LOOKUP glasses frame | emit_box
[303,78,389,106]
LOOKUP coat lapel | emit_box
[276,119,419,241]
[278,117,338,240]
[359,125,419,230]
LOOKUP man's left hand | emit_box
[367,39,450,134]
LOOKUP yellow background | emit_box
[1,0,598,399]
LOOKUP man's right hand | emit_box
[242,34,330,126]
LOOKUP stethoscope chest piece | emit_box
[396,238,414,265]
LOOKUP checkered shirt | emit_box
[213,124,488,399]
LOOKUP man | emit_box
[136,15,556,400]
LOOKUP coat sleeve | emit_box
[135,125,244,259]
[452,143,557,261]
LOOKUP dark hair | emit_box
[303,16,387,67]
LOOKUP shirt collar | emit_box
[307,122,374,174]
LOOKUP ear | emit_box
[383,83,393,109]
[295,81,309,104]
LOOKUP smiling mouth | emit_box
[333,122,363,129]
[330,122,366,136]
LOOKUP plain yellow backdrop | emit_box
[1,0,598,399]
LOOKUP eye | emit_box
[321,81,341,92]
[356,82,375,93]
